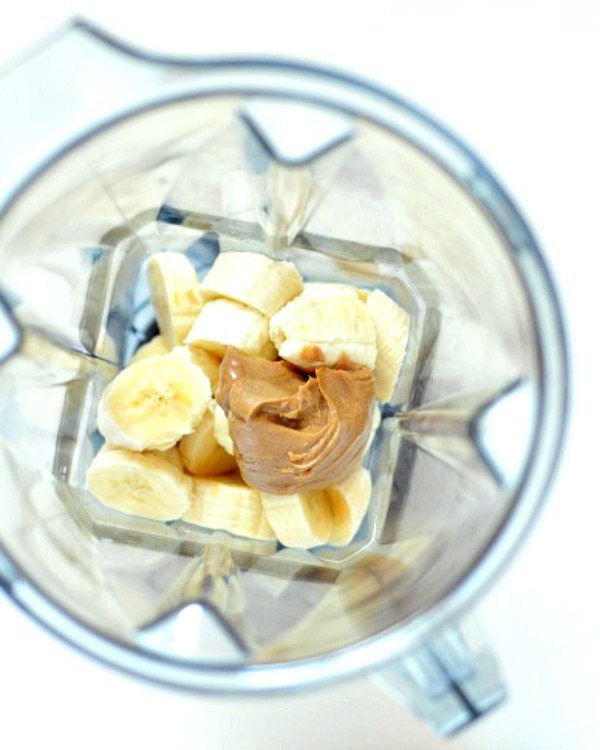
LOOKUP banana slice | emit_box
[170,345,221,394]
[261,490,332,549]
[97,352,212,451]
[178,401,238,476]
[184,474,276,541]
[129,335,170,365]
[269,293,377,370]
[147,252,205,346]
[213,402,234,455]
[324,466,372,546]
[300,282,360,301]
[86,447,192,521]
[100,442,185,470]
[146,445,184,470]
[184,298,276,359]
[365,289,410,402]
[201,251,303,317]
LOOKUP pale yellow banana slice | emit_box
[97,352,212,451]
[365,289,410,402]
[99,442,183,469]
[213,402,234,455]
[184,475,276,541]
[269,293,377,370]
[170,345,221,394]
[184,298,276,359]
[178,401,238,476]
[147,252,204,346]
[128,335,170,365]
[300,282,360,301]
[201,251,303,317]
[145,444,185,470]
[261,490,332,549]
[324,466,372,546]
[86,447,192,521]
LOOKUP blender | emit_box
[0,20,568,735]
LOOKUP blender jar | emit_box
[0,21,567,736]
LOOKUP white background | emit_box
[0,2,598,748]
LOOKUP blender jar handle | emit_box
[371,615,506,735]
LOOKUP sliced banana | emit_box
[184,474,276,541]
[324,466,372,546]
[201,251,303,317]
[86,447,192,521]
[100,441,185,470]
[365,289,410,402]
[299,282,360,301]
[212,402,234,455]
[97,352,212,451]
[185,298,276,359]
[261,490,332,549]
[147,252,204,346]
[269,293,377,370]
[178,401,238,476]
[170,345,221,394]
[129,335,170,365]
[146,445,185,470]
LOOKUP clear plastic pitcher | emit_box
[0,21,567,735]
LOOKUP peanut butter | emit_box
[216,347,375,493]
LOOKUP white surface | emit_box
[0,2,598,748]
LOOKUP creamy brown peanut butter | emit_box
[216,347,375,494]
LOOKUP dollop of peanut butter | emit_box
[215,348,375,494]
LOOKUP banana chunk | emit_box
[86,447,192,521]
[261,490,332,549]
[201,251,303,317]
[129,335,170,365]
[97,352,212,451]
[185,298,276,359]
[299,282,360,301]
[365,289,410,402]
[170,345,221,394]
[147,252,205,346]
[213,402,234,455]
[269,293,377,370]
[184,475,276,541]
[178,401,238,476]
[145,445,184,470]
[324,466,372,546]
